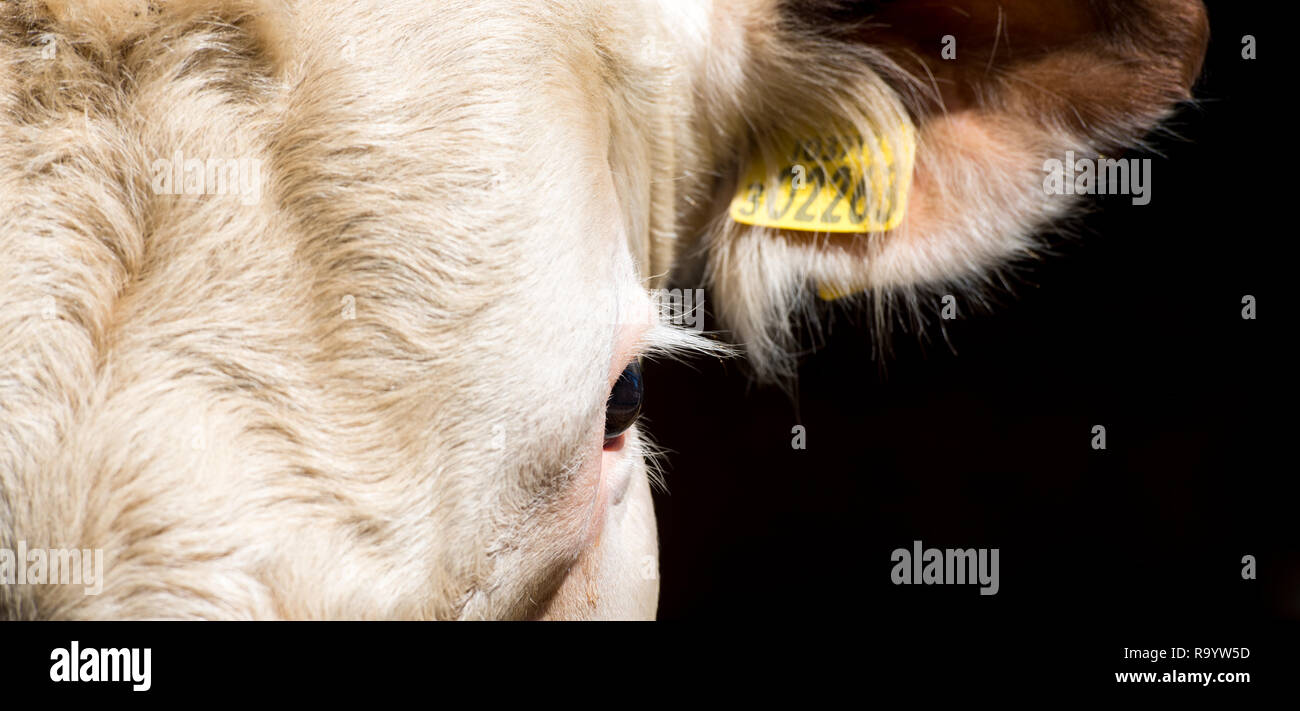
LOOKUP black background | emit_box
[0,1,1290,698]
[649,0,1294,625]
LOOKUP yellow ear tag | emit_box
[815,281,861,302]
[728,125,915,235]
[729,125,916,302]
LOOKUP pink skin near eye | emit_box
[570,294,654,549]
[603,432,627,452]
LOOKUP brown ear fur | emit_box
[831,0,1210,145]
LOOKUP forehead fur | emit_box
[0,0,673,618]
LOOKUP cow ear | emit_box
[694,0,1209,379]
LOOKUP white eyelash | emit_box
[606,423,669,496]
[637,317,737,365]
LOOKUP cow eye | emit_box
[604,360,643,441]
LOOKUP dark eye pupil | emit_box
[605,361,643,440]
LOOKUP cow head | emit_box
[0,0,1207,619]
